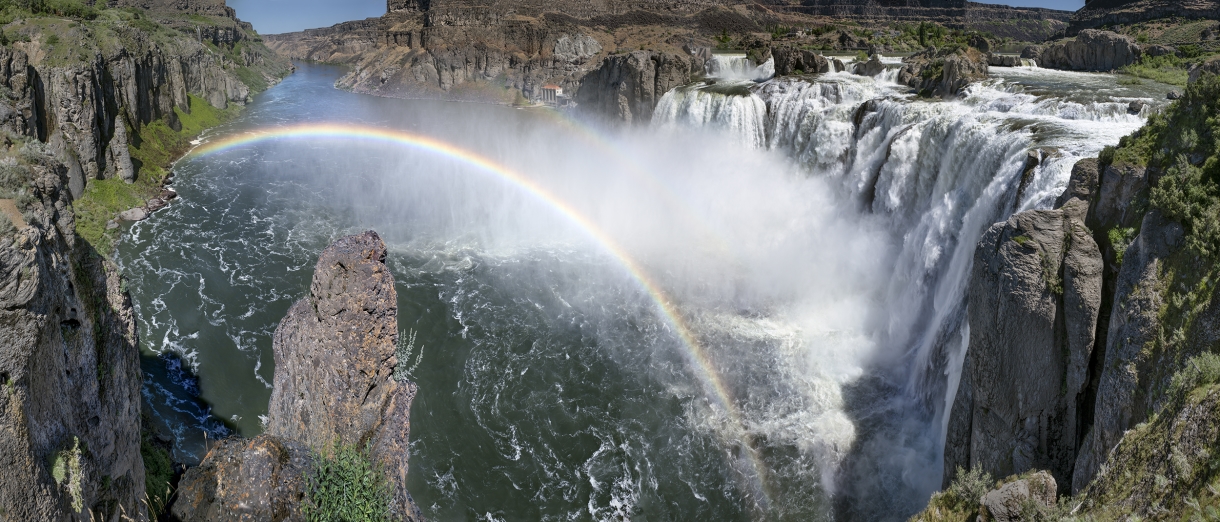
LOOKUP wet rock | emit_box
[160,188,178,201]
[832,58,846,73]
[989,54,1021,67]
[1127,100,1146,114]
[170,435,310,522]
[1167,90,1182,100]
[146,198,167,213]
[981,472,1057,522]
[1039,30,1141,71]
[119,207,148,222]
[853,54,885,77]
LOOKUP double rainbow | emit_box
[188,123,771,508]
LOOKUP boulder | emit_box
[945,159,1103,491]
[1021,45,1042,60]
[1127,100,1146,114]
[968,34,991,53]
[1143,44,1177,57]
[854,54,885,77]
[771,45,830,76]
[1189,57,1220,84]
[899,46,989,98]
[1038,30,1141,71]
[119,207,148,221]
[1167,90,1182,100]
[989,54,1021,67]
[170,435,310,522]
[981,472,1057,522]
[832,58,846,73]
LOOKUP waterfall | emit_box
[704,53,775,82]
[652,69,1155,515]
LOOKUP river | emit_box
[117,61,1173,520]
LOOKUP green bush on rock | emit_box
[305,441,393,522]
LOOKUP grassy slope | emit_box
[8,4,291,255]
[1114,18,1220,87]
[74,95,242,254]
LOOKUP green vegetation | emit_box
[141,437,174,517]
[1013,234,1032,246]
[395,329,425,381]
[74,95,241,254]
[305,441,393,522]
[1108,227,1137,265]
[49,437,85,513]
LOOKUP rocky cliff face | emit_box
[945,159,1104,492]
[1034,30,1142,72]
[0,4,292,520]
[173,231,421,521]
[266,0,1068,121]
[941,65,1220,517]
[574,50,703,124]
[0,145,146,520]
[1070,0,1220,35]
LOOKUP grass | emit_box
[74,94,241,254]
[141,437,173,517]
[305,441,393,522]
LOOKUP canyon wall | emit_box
[0,4,290,519]
[945,67,1220,516]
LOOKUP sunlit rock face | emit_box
[175,231,421,520]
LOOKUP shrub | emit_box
[946,466,992,508]
[1168,352,1220,399]
[305,441,393,522]
[141,438,174,517]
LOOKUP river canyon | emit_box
[115,57,1176,520]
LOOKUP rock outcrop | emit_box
[771,45,831,76]
[981,472,1057,522]
[169,435,310,522]
[174,231,421,521]
[898,46,989,98]
[574,51,703,124]
[1035,30,1142,72]
[945,159,1104,491]
[0,145,146,520]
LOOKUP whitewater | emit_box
[117,60,1172,520]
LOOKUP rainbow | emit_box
[187,123,772,508]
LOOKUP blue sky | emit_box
[230,0,1085,35]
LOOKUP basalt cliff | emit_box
[0,0,290,519]
[922,63,1220,520]
[264,0,1067,120]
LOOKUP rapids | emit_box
[118,62,1173,520]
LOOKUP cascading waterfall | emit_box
[704,53,776,82]
[653,65,1164,516]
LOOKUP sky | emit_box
[230,0,1086,35]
